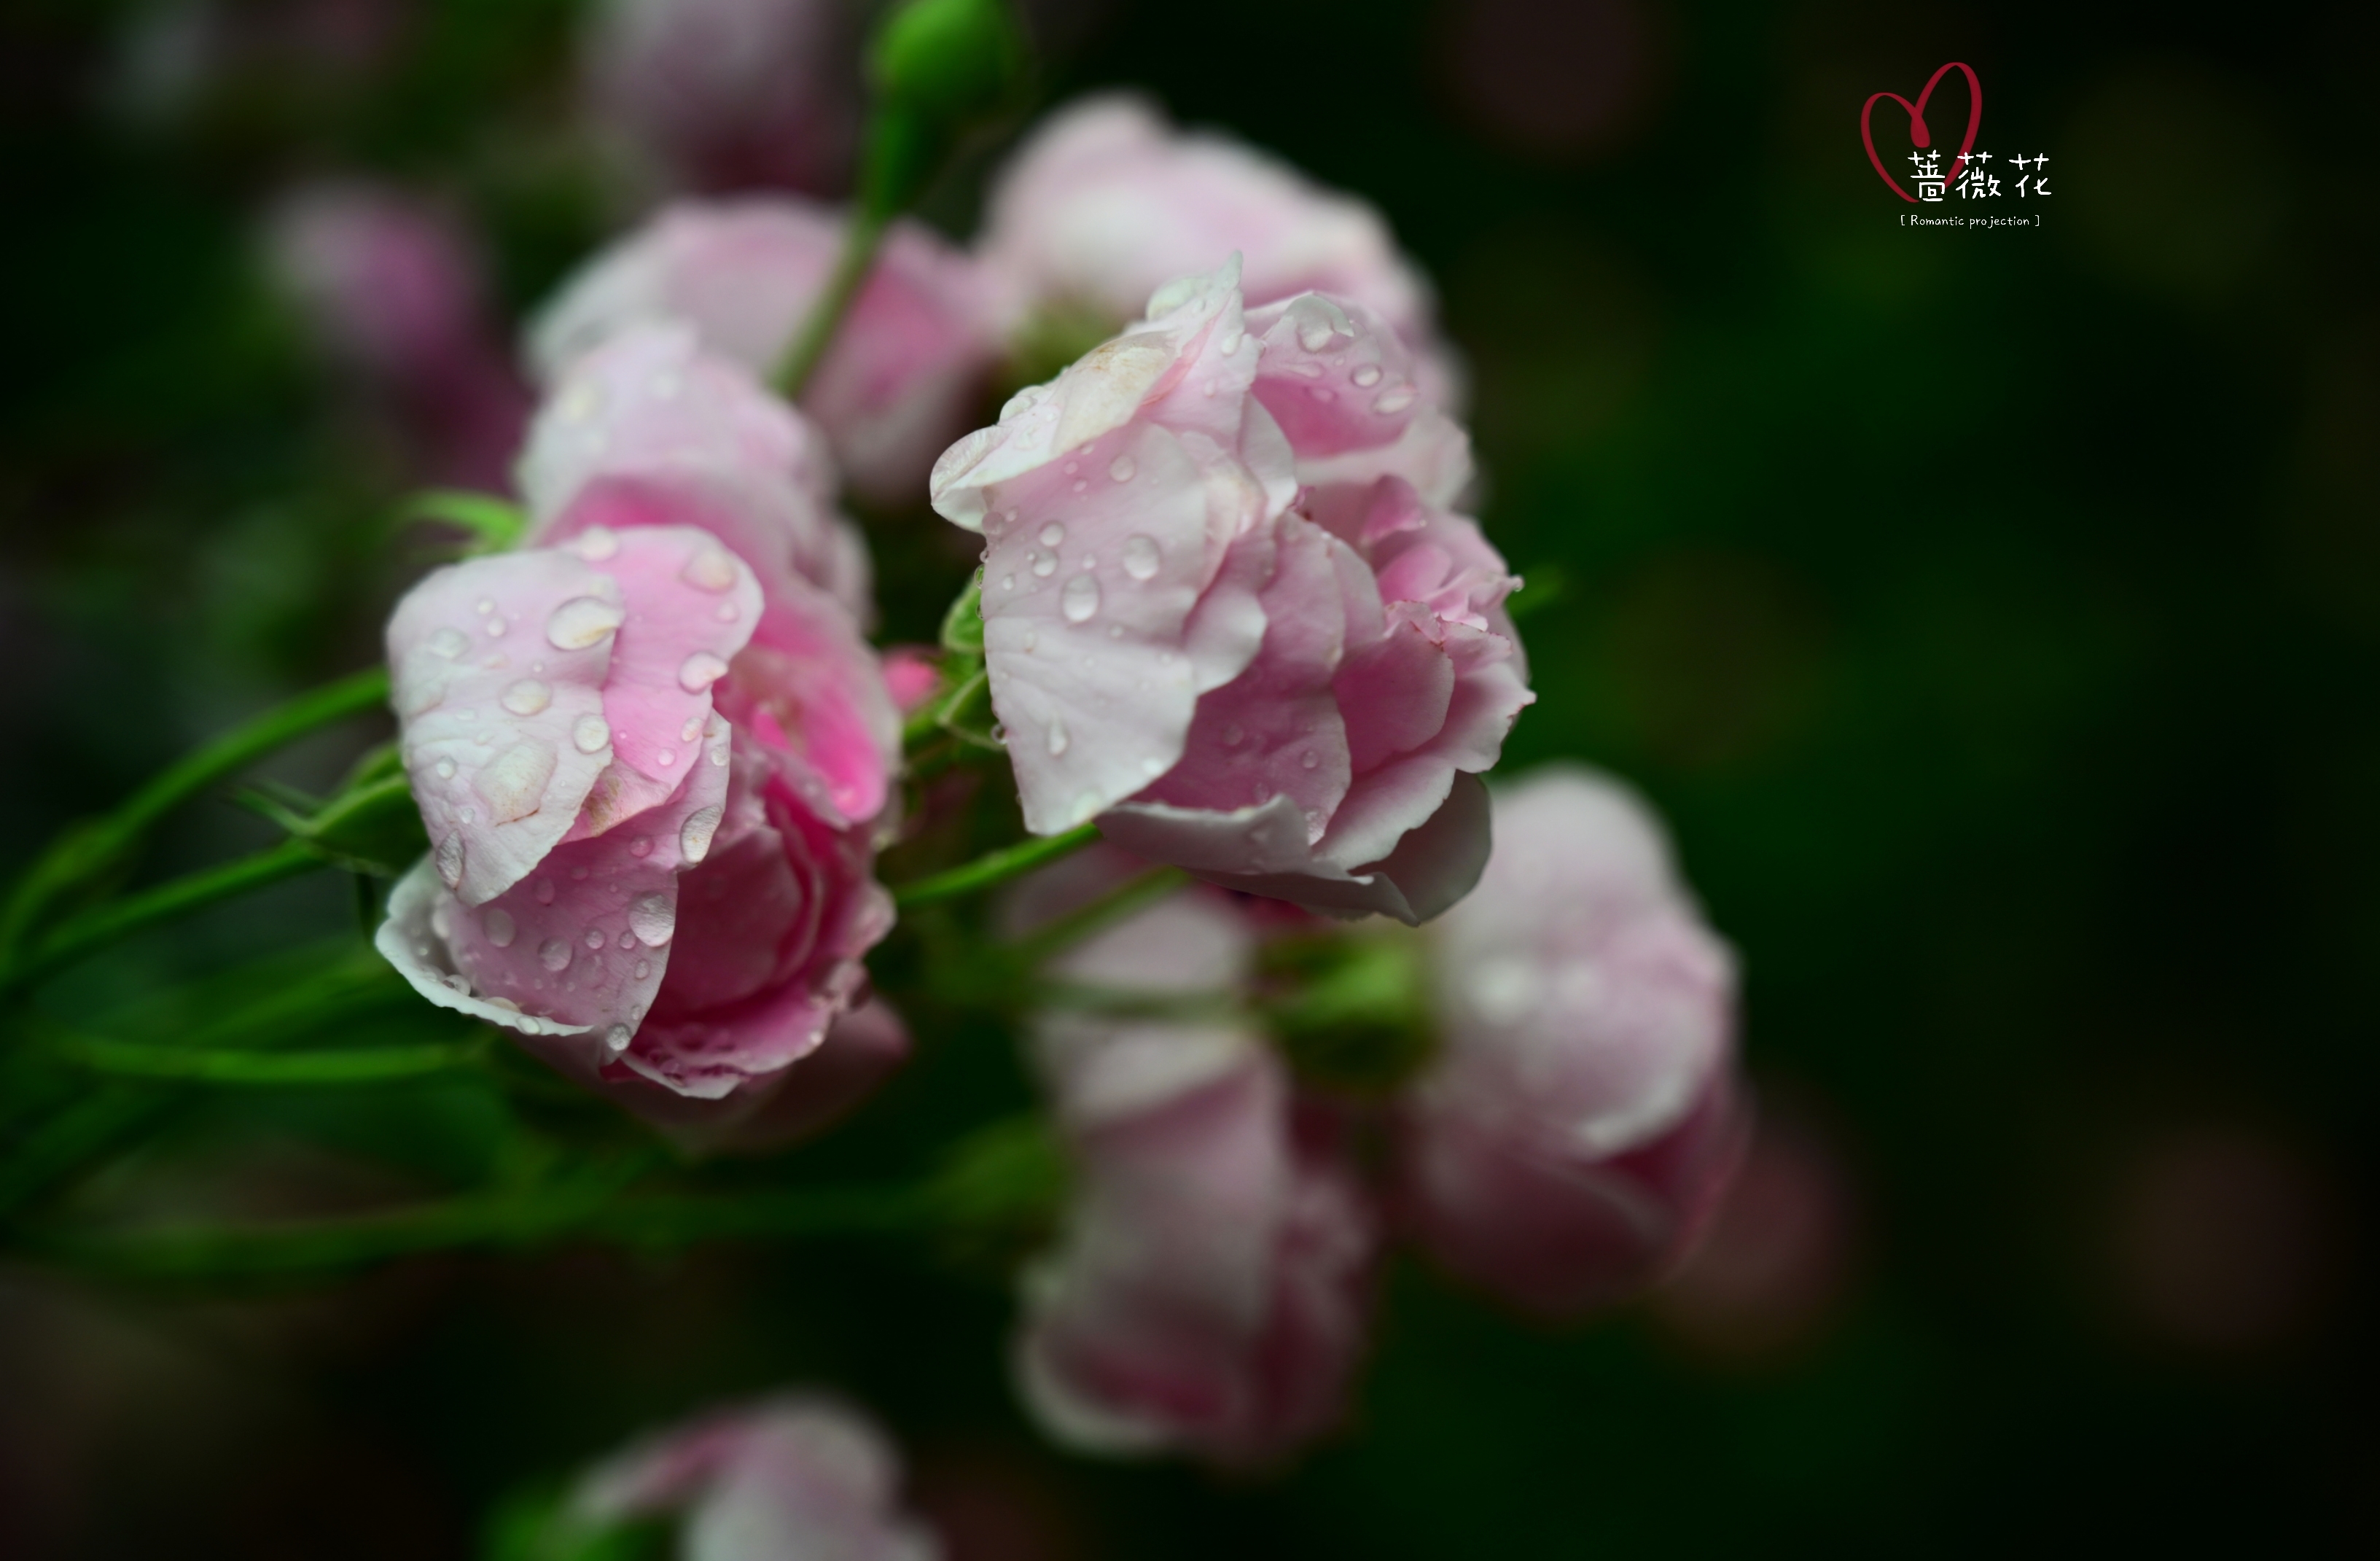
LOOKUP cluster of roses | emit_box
[366,93,1744,1547]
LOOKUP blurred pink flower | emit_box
[980,93,1462,408]
[528,198,996,506]
[264,180,528,488]
[932,263,1528,923]
[569,1394,939,1560]
[518,322,875,626]
[1397,766,1746,1315]
[1007,860,1376,1463]
[580,0,859,198]
[375,514,901,1143]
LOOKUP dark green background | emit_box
[1,0,2371,1555]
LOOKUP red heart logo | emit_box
[1860,62,1982,202]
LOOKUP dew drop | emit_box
[480,741,558,823]
[539,938,570,972]
[1220,329,1244,355]
[1022,627,1039,652]
[1309,386,1335,402]
[1109,455,1137,483]
[1301,750,1320,769]
[485,615,507,637]
[1072,480,1088,494]
[1373,386,1419,415]
[501,679,551,716]
[634,960,651,981]
[585,927,606,949]
[534,879,555,906]
[429,628,470,659]
[628,836,652,858]
[677,651,729,692]
[547,596,625,649]
[434,758,457,780]
[1351,364,1383,388]
[1289,362,1324,379]
[483,908,517,948]
[1062,460,1080,475]
[434,832,465,889]
[574,525,620,561]
[475,599,493,615]
[1222,723,1246,747]
[1001,574,1016,591]
[606,1024,632,1052]
[680,804,722,863]
[617,930,636,949]
[681,543,740,592]
[628,891,677,946]
[1108,625,1123,639]
[1047,716,1069,756]
[1039,521,1066,547]
[1298,320,1335,352]
[1061,573,1101,623]
[716,601,739,622]
[1030,550,1057,579]
[1122,534,1162,580]
[573,714,611,753]
[1142,756,1164,777]
[656,747,675,767]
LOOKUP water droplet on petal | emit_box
[680,804,722,863]
[1109,455,1137,482]
[1122,534,1162,580]
[634,960,651,981]
[1222,723,1246,746]
[574,525,619,561]
[716,601,738,622]
[483,908,516,948]
[534,879,555,905]
[1072,480,1088,494]
[501,679,551,716]
[1063,460,1080,475]
[677,652,728,692]
[1001,575,1015,591]
[434,758,457,780]
[429,628,470,659]
[1061,574,1101,623]
[628,892,676,946]
[479,741,558,823]
[573,714,611,753]
[547,596,625,649]
[1373,386,1419,415]
[539,937,570,972]
[1301,750,1320,769]
[681,543,740,592]
[628,836,652,858]
[1039,521,1066,547]
[485,615,507,637]
[1351,364,1383,388]
[606,1024,632,1052]
[1298,321,1335,352]
[1030,550,1058,578]
[584,927,606,949]
[656,747,675,767]
[1047,716,1070,756]
[1220,329,1244,355]
[434,833,465,888]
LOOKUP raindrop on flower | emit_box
[1061,574,1101,623]
[480,741,557,823]
[629,836,652,858]
[485,616,507,637]
[606,1024,632,1052]
[677,651,728,692]
[429,628,470,659]
[434,832,465,889]
[574,525,620,561]
[1122,535,1162,580]
[500,679,551,717]
[1030,550,1057,578]
[680,716,704,743]
[1373,386,1419,415]
[539,938,571,972]
[1351,364,1383,387]
[1047,716,1069,756]
[483,908,516,949]
[1109,456,1137,483]
[534,879,556,906]
[573,714,611,753]
[584,927,605,949]
[1039,521,1066,547]
[1298,320,1335,352]
[680,543,740,592]
[628,892,677,946]
[680,805,722,863]
[547,596,625,649]
[434,758,457,780]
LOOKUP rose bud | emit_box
[263,179,529,489]
[1007,858,1376,1464]
[1397,766,1747,1316]
[526,198,996,506]
[561,1395,939,1561]
[375,508,902,1144]
[580,0,859,200]
[930,262,1530,923]
[980,93,1461,408]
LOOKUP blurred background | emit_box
[1,0,2373,1554]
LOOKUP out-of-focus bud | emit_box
[865,0,1030,217]
[531,1395,940,1560]
[1003,852,1378,1464]
[1397,766,1747,1315]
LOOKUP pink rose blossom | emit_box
[1398,766,1747,1315]
[517,321,875,626]
[527,198,996,505]
[375,510,901,1142]
[569,1395,939,1561]
[932,264,1529,923]
[980,94,1461,408]
[263,180,528,488]
[1007,857,1376,1463]
[580,0,859,198]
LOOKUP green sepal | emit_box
[399,488,528,556]
[939,569,986,655]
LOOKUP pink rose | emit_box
[263,179,528,489]
[374,510,902,1142]
[1397,766,1747,1315]
[526,198,996,506]
[980,94,1461,408]
[931,264,1530,923]
[567,1395,939,1561]
[580,0,859,198]
[1007,858,1376,1463]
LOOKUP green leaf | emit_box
[45,1029,486,1086]
[939,568,986,655]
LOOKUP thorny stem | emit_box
[891,822,1100,909]
[772,207,889,402]
[0,666,391,971]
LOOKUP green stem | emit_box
[0,666,390,958]
[2,839,327,997]
[773,207,889,401]
[47,1032,485,1086]
[1013,865,1189,964]
[891,822,1099,909]
[28,1183,936,1282]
